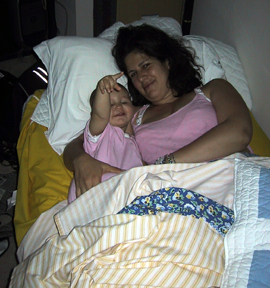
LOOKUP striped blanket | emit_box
[10,154,270,287]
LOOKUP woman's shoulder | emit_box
[132,105,149,126]
[201,78,231,92]
[200,78,231,100]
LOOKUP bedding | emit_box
[185,35,253,110]
[14,90,73,245]
[12,16,270,287]
[11,154,270,287]
[221,158,270,288]
[12,214,225,287]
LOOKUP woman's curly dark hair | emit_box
[112,24,203,106]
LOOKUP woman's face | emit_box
[124,52,173,104]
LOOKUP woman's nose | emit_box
[137,70,147,82]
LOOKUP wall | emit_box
[55,0,93,37]
[75,0,93,37]
[190,0,270,138]
[55,0,76,36]
[116,0,185,24]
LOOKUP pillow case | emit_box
[183,36,252,110]
[98,16,182,43]
[182,36,226,86]
[32,36,126,155]
[197,36,253,110]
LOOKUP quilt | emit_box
[221,158,270,287]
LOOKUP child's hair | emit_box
[90,83,129,108]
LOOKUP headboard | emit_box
[93,0,195,36]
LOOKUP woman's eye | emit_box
[130,72,136,78]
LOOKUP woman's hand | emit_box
[63,134,122,197]
[73,153,123,198]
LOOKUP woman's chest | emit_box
[133,100,218,164]
[142,96,193,124]
[134,93,217,133]
[143,105,175,124]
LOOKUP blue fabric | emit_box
[248,250,270,288]
[258,167,270,219]
[118,187,234,237]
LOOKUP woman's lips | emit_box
[143,80,155,91]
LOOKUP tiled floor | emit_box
[0,55,35,287]
[0,163,18,288]
[0,235,18,287]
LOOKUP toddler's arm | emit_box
[89,72,124,135]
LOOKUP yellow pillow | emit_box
[249,111,270,157]
[15,90,73,245]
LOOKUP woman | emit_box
[64,24,252,197]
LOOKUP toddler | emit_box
[68,72,143,203]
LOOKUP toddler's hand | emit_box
[98,72,124,94]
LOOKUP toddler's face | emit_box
[109,89,134,130]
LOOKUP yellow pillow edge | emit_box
[249,110,270,157]
[15,89,73,245]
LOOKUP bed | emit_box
[10,17,270,287]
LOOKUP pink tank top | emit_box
[132,88,218,164]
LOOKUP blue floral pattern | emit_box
[117,187,234,237]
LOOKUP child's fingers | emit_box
[112,71,124,81]
[98,77,114,93]
[114,83,122,91]
[99,72,124,93]
[113,72,124,91]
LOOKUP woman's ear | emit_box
[166,59,170,69]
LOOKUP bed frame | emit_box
[93,0,195,36]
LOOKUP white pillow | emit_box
[97,22,126,43]
[98,16,182,43]
[130,16,182,37]
[182,36,252,110]
[183,35,226,85]
[200,36,253,110]
[32,36,127,155]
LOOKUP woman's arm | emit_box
[171,79,253,163]
[63,134,122,197]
